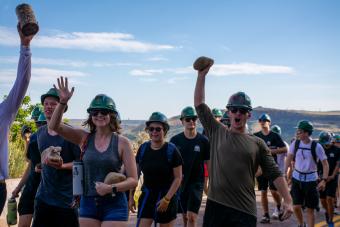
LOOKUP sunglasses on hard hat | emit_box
[184,117,197,122]
[90,109,111,116]
[229,107,249,115]
[148,127,163,132]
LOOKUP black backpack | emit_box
[293,139,318,164]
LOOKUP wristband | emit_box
[163,196,170,203]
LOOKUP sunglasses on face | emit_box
[184,117,197,122]
[148,127,163,132]
[229,107,249,114]
[90,109,111,116]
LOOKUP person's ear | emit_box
[247,112,252,119]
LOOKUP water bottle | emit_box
[6,197,17,225]
[73,161,84,195]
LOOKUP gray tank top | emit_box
[83,133,122,196]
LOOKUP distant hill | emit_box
[68,107,340,142]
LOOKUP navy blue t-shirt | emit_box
[254,131,285,162]
[36,125,80,208]
[170,132,210,186]
[318,145,340,176]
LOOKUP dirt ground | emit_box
[1,178,338,227]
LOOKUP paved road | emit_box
[1,179,339,226]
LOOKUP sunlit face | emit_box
[181,117,197,131]
[147,122,165,143]
[259,119,271,129]
[228,107,251,132]
[89,109,111,127]
[296,129,309,140]
[215,116,222,122]
[43,96,59,120]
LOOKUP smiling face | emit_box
[89,109,111,128]
[147,122,165,143]
[43,96,59,120]
[259,119,271,130]
[228,107,251,133]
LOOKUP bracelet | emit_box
[163,196,170,204]
[59,102,67,105]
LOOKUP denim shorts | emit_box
[79,192,128,221]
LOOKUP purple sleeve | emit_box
[0,45,32,124]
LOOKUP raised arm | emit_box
[49,76,86,146]
[194,60,213,107]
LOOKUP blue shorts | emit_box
[79,193,128,221]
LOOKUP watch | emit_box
[111,186,117,197]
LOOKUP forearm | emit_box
[194,74,206,107]
[61,162,73,170]
[165,176,181,200]
[272,146,287,155]
[273,176,292,203]
[322,161,329,179]
[114,177,138,192]
[49,103,66,132]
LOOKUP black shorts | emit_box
[0,181,6,215]
[18,184,39,215]
[256,175,277,191]
[137,187,178,224]
[178,182,203,214]
[203,199,256,227]
[320,176,338,199]
[32,199,79,227]
[290,178,319,209]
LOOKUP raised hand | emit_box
[17,22,35,47]
[54,76,74,104]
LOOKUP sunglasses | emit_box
[229,107,249,115]
[90,109,111,116]
[148,127,163,132]
[184,117,197,122]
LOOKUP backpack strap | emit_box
[166,142,176,163]
[293,139,318,164]
[80,133,90,161]
[137,141,150,178]
[293,139,301,161]
[311,140,317,164]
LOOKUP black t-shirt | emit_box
[254,131,285,162]
[318,145,340,176]
[170,132,210,185]
[136,142,183,189]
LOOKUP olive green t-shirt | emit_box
[196,103,281,217]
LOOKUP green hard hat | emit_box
[259,113,271,122]
[31,105,42,120]
[319,131,332,145]
[333,134,340,143]
[87,94,117,113]
[146,112,169,131]
[212,108,223,117]
[41,88,59,104]
[221,111,230,126]
[226,91,252,111]
[271,125,281,135]
[296,120,314,132]
[36,112,47,123]
[180,106,197,119]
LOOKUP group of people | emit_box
[0,24,339,227]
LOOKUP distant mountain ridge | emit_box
[68,107,340,142]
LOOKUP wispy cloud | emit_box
[130,63,294,77]
[0,26,175,52]
[210,63,295,76]
[0,56,139,68]
[167,77,188,84]
[0,67,88,85]
[146,56,168,62]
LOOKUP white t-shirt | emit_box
[289,139,327,181]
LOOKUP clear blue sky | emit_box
[1,0,339,120]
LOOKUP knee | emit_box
[187,213,197,223]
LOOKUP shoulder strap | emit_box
[293,139,300,161]
[311,140,317,164]
[166,142,177,163]
[138,141,151,164]
[80,133,90,161]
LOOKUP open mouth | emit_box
[235,118,241,123]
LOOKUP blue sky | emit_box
[1,0,339,120]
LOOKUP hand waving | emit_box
[54,76,74,104]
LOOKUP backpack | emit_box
[293,139,318,164]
